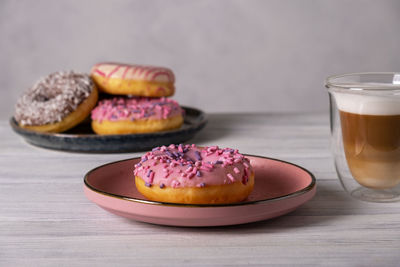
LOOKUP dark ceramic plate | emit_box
[10,106,207,153]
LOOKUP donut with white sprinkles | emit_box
[14,71,98,133]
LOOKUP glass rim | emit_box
[325,72,400,91]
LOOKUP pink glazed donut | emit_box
[134,144,255,204]
[92,97,183,135]
[91,97,183,135]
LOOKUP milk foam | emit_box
[333,92,400,115]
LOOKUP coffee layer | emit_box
[340,111,400,189]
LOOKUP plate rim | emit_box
[84,154,316,208]
[9,105,207,139]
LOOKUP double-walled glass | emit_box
[326,73,400,202]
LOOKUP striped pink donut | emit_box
[91,63,175,83]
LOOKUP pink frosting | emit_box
[91,97,183,122]
[91,63,175,83]
[134,144,254,188]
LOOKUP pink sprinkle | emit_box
[191,144,196,148]
[149,171,155,182]
[188,173,195,179]
[186,166,193,173]
[233,167,240,174]
[162,108,169,119]
[171,180,180,188]
[234,158,241,163]
[195,161,201,167]
[160,146,167,152]
[169,144,176,149]
[170,162,176,167]
[242,169,249,184]
[227,173,235,182]
[152,162,157,166]
[243,162,250,168]
[140,109,145,118]
[200,166,212,172]
[203,162,213,169]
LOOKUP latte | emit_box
[333,92,400,189]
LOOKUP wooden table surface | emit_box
[1,113,400,266]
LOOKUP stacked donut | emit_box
[14,63,184,135]
[90,63,183,135]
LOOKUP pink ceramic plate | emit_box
[84,155,316,227]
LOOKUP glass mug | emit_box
[326,73,400,202]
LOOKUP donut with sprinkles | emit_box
[14,71,98,133]
[134,144,255,204]
[91,97,183,135]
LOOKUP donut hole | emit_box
[34,94,51,102]
[33,84,64,102]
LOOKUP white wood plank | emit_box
[1,114,400,266]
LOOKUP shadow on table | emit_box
[126,180,365,233]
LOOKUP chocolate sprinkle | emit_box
[14,71,93,126]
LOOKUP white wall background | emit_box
[1,0,400,119]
